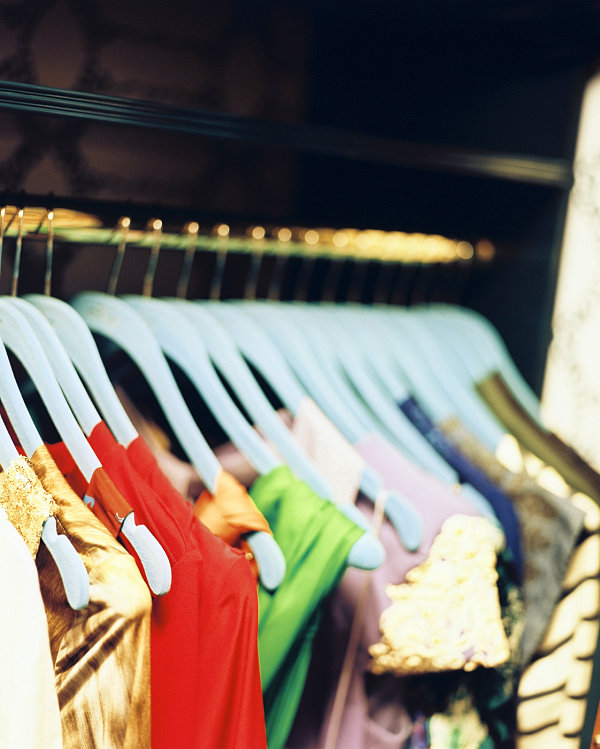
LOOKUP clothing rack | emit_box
[0,76,574,400]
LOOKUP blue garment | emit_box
[399,396,523,580]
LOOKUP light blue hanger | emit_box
[359,306,459,424]
[223,300,423,551]
[7,296,172,597]
[0,315,90,609]
[171,299,333,498]
[190,299,390,556]
[127,297,385,572]
[71,291,289,590]
[126,296,281,477]
[25,294,139,446]
[297,303,458,482]
[378,306,506,450]
[329,304,498,520]
[241,300,380,439]
[424,303,542,421]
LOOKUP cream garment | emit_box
[0,503,63,749]
[287,397,365,506]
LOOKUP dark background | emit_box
[1,0,600,392]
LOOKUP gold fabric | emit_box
[439,416,585,665]
[25,446,152,749]
[476,372,600,504]
[0,455,56,557]
[368,515,512,675]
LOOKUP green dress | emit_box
[251,465,364,749]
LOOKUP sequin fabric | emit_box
[0,455,56,557]
[369,515,511,675]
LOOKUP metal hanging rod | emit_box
[0,80,572,188]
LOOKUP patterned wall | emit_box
[0,0,309,214]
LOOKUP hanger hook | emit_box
[176,221,199,299]
[142,218,162,297]
[44,209,55,296]
[266,226,292,301]
[209,223,230,301]
[243,225,266,301]
[10,207,24,297]
[0,207,6,284]
[107,216,131,296]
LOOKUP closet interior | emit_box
[0,2,599,748]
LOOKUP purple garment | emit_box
[287,435,480,749]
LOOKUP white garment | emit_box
[0,507,63,749]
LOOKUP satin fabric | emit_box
[476,372,600,505]
[45,440,134,539]
[30,446,152,749]
[194,467,272,546]
[51,422,266,749]
[122,430,267,749]
[251,465,364,749]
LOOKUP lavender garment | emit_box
[355,432,481,574]
[288,434,481,749]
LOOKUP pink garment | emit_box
[288,434,480,749]
[356,432,480,575]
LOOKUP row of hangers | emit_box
[0,208,537,613]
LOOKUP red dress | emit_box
[50,422,267,749]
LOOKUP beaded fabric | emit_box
[369,515,510,675]
[0,456,56,557]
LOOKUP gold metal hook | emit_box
[209,223,230,301]
[0,207,6,284]
[44,210,54,296]
[243,225,266,301]
[107,216,131,296]
[176,221,199,299]
[142,218,163,297]
[292,228,320,301]
[10,208,24,297]
[266,226,292,301]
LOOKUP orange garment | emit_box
[195,468,272,546]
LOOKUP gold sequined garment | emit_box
[22,446,152,749]
[0,455,56,557]
[369,515,510,675]
[438,416,585,665]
